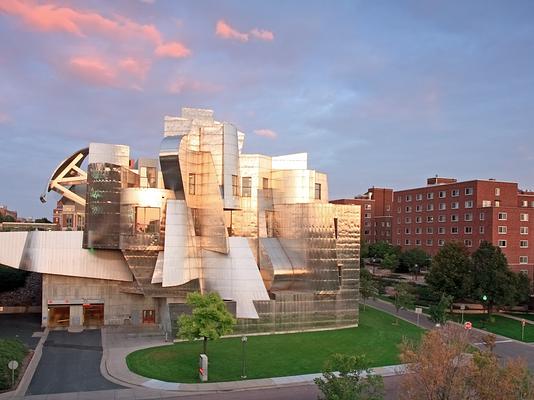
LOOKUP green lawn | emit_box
[127,306,423,383]
[450,313,534,342]
[504,313,534,322]
[0,339,28,390]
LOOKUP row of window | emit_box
[398,187,477,202]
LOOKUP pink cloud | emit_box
[118,57,150,80]
[215,20,274,43]
[0,0,190,58]
[0,112,10,123]
[67,56,117,86]
[254,129,277,139]
[168,77,223,94]
[155,42,191,58]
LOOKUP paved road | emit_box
[26,329,124,395]
[367,298,534,370]
[0,313,42,349]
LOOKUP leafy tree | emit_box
[0,215,15,223]
[428,294,452,325]
[513,272,531,305]
[399,248,430,278]
[471,241,518,315]
[381,253,399,270]
[314,353,384,400]
[368,241,399,260]
[35,217,52,223]
[426,242,472,301]
[393,283,415,324]
[0,265,28,292]
[177,292,236,355]
[360,269,378,310]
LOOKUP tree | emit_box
[368,241,399,260]
[314,353,384,400]
[471,241,518,315]
[393,283,415,324]
[0,215,15,223]
[177,292,236,355]
[428,294,452,325]
[399,248,430,278]
[426,242,472,301]
[35,217,52,223]
[381,253,399,270]
[360,269,378,310]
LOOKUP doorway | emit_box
[48,306,70,328]
[83,304,104,327]
[142,309,155,324]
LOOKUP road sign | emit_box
[464,321,472,330]
[415,307,422,314]
[522,319,526,327]
[8,360,18,370]
[460,304,466,310]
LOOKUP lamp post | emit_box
[241,336,248,379]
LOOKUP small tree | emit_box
[393,283,415,324]
[428,294,452,325]
[360,269,378,310]
[314,353,384,400]
[381,253,399,271]
[177,292,236,355]
[399,248,430,279]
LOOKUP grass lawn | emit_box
[504,313,534,322]
[126,306,423,383]
[449,313,534,342]
[0,339,28,390]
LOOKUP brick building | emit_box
[392,177,534,277]
[331,187,393,244]
[0,205,17,221]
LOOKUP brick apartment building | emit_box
[0,205,17,221]
[331,187,393,244]
[392,177,534,277]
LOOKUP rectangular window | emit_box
[522,200,528,207]
[415,227,422,234]
[464,213,473,221]
[427,227,433,234]
[314,183,321,200]
[426,239,433,246]
[397,207,402,214]
[451,214,459,222]
[482,200,491,207]
[465,226,472,234]
[427,216,434,223]
[465,187,473,195]
[415,239,422,246]
[427,192,434,200]
[135,207,160,234]
[427,204,434,211]
[405,239,411,245]
[439,203,446,210]
[242,176,252,197]
[520,227,529,235]
[451,202,459,209]
[452,189,460,197]
[415,193,423,201]
[498,226,507,234]
[438,227,446,234]
[416,205,422,212]
[406,195,412,202]
[397,196,402,203]
[365,203,372,210]
[495,187,501,196]
[519,256,528,264]
[520,240,529,248]
[465,200,473,208]
[405,217,412,223]
[451,227,459,234]
[480,212,485,221]
[188,173,196,195]
[438,215,446,222]
[498,212,507,220]
[405,227,411,234]
[263,177,269,190]
[495,200,500,207]
[480,226,485,234]
[439,191,446,198]
[465,239,473,247]
[520,213,529,222]
[232,175,239,196]
[498,240,507,248]
[438,239,445,246]
[416,216,422,223]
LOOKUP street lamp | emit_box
[241,336,248,379]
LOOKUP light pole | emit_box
[241,336,248,379]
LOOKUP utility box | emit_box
[199,354,208,382]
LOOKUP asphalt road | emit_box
[0,313,42,349]
[26,329,123,395]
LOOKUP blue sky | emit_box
[1,0,533,218]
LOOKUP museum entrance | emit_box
[48,306,70,328]
[83,304,104,327]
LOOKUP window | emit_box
[520,240,529,248]
[397,207,402,214]
[520,256,528,264]
[415,216,422,223]
[522,200,528,207]
[520,270,529,275]
[452,189,460,197]
[364,204,371,210]
[242,176,252,197]
[498,212,507,220]
[188,173,196,195]
[520,227,529,235]
[520,213,529,222]
[427,216,434,223]
[263,177,269,189]
[495,187,501,196]
[415,227,422,234]
[386,221,391,227]
[405,206,412,212]
[416,205,423,212]
[465,226,472,234]
[451,202,459,209]
[498,226,507,234]
[451,214,459,222]
[439,203,446,210]
[314,183,321,200]
[364,213,371,219]
[135,207,160,234]
[415,193,423,201]
[482,200,491,207]
[405,227,411,234]
[439,191,446,198]
[438,215,446,222]
[480,212,485,221]
[232,175,239,196]
[426,239,433,246]
[427,227,433,234]
[65,214,73,229]
[498,240,507,248]
[406,195,412,202]
[451,227,459,234]
[464,213,473,221]
[427,203,434,211]
[495,200,500,207]
[465,200,473,208]
[438,239,445,246]
[427,192,434,200]
[479,226,485,234]
[397,196,402,203]
[405,239,411,245]
[405,217,412,223]
[531,201,534,207]
[386,205,391,211]
[365,221,371,227]
[438,227,446,234]
[465,187,473,195]
[415,239,422,246]
[464,239,472,247]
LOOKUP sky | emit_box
[1,0,534,218]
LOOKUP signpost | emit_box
[199,354,208,382]
[415,307,422,326]
[460,304,465,324]
[241,336,248,379]
[522,319,526,341]
[8,360,18,387]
